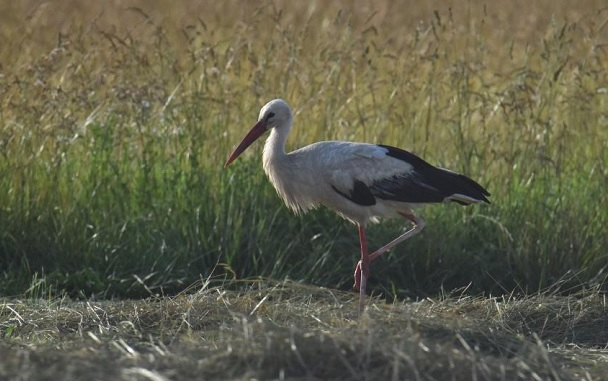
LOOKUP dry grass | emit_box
[0,280,606,381]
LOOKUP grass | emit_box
[0,280,606,380]
[0,1,606,299]
[0,1,607,378]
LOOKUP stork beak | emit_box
[224,119,267,167]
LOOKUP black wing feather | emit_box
[332,180,376,206]
[330,145,490,207]
[374,145,491,204]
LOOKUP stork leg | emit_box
[369,211,425,261]
[352,211,425,311]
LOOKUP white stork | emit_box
[225,99,490,313]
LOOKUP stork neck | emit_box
[263,128,289,163]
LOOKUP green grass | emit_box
[0,2,606,301]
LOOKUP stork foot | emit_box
[353,259,370,291]
[353,259,370,314]
[353,261,361,291]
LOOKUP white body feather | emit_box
[264,133,417,225]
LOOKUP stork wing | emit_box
[295,142,489,206]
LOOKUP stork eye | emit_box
[266,112,275,121]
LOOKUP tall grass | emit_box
[0,1,606,299]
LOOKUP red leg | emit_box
[353,213,424,314]
[369,211,425,262]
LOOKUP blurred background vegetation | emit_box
[0,0,606,299]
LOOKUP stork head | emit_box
[224,99,293,167]
[258,99,293,130]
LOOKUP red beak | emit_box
[224,119,267,167]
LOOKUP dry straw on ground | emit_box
[1,280,606,380]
